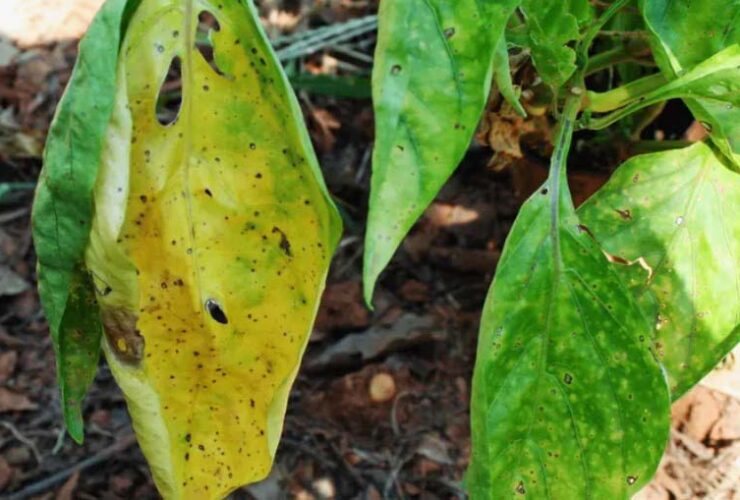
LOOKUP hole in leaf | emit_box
[196,10,226,76]
[156,56,182,125]
[205,299,228,324]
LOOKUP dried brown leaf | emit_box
[0,351,17,383]
[0,387,37,412]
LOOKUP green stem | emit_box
[584,72,667,113]
[549,92,582,202]
[579,0,632,62]
[585,42,653,75]
[595,30,649,40]
[629,101,666,140]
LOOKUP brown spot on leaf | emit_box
[615,209,632,220]
[102,308,144,364]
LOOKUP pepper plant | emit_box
[31,0,738,499]
[366,0,738,498]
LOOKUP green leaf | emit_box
[30,0,130,443]
[579,142,740,399]
[468,99,670,497]
[83,0,341,497]
[640,0,740,163]
[520,0,594,87]
[288,73,371,99]
[363,0,521,303]
[57,266,104,442]
[494,37,526,117]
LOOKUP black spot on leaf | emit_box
[271,227,292,256]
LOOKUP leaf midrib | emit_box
[182,0,201,305]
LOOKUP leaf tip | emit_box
[63,410,85,444]
[362,274,377,311]
[513,101,527,118]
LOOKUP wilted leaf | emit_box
[364,0,520,303]
[640,0,740,165]
[31,0,130,442]
[82,0,341,498]
[467,101,670,497]
[579,142,740,398]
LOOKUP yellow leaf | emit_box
[84,0,341,497]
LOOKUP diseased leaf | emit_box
[364,0,520,303]
[467,100,670,498]
[579,142,740,399]
[57,266,104,442]
[519,0,593,87]
[640,0,740,164]
[30,0,130,443]
[83,0,341,497]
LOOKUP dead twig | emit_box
[0,421,42,465]
[3,433,136,500]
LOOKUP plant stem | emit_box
[595,30,649,39]
[629,101,666,140]
[549,93,582,191]
[584,72,667,112]
[585,42,653,75]
[579,0,632,62]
